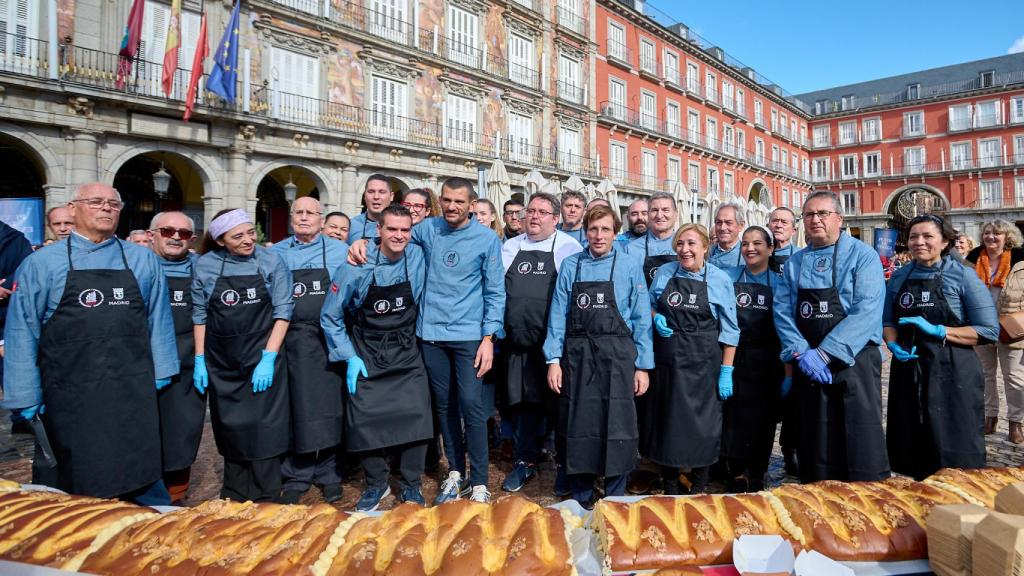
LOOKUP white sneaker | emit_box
[433,471,462,506]
[469,484,491,503]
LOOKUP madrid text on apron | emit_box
[793,238,889,482]
[642,267,723,468]
[887,260,985,479]
[346,249,433,452]
[158,264,207,472]
[721,268,782,473]
[205,255,290,461]
[504,234,559,406]
[36,239,161,497]
[284,237,344,453]
[558,252,639,477]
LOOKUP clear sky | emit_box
[648,0,1024,96]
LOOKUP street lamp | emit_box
[152,162,171,199]
[283,171,298,204]
[690,185,699,224]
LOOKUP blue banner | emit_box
[0,198,44,246]
[873,228,898,258]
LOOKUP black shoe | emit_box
[783,449,800,477]
[321,483,343,503]
[276,489,305,504]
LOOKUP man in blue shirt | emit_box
[615,198,648,248]
[766,205,800,475]
[3,183,178,504]
[556,190,587,247]
[348,174,393,243]
[708,201,746,269]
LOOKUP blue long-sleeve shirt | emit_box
[883,255,999,343]
[412,217,505,341]
[348,213,379,244]
[650,262,741,347]
[557,224,587,249]
[624,231,675,263]
[708,241,743,269]
[543,247,654,369]
[2,234,179,409]
[191,247,294,324]
[615,230,642,248]
[320,242,426,362]
[774,243,796,258]
[271,234,349,281]
[774,232,885,366]
[158,252,198,278]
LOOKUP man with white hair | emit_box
[708,202,746,269]
[128,230,150,246]
[3,182,178,504]
[768,207,799,272]
[46,205,75,240]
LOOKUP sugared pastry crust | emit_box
[923,467,1024,508]
[769,479,964,561]
[593,494,790,572]
[324,496,575,576]
[0,489,155,570]
[77,499,349,575]
[0,479,20,493]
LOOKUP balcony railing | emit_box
[860,128,881,142]
[605,39,632,67]
[811,136,831,149]
[663,67,680,88]
[510,0,536,11]
[704,84,719,104]
[639,54,658,75]
[902,123,925,138]
[556,4,584,35]
[557,80,585,105]
[813,152,1024,184]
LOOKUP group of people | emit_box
[0,174,1011,513]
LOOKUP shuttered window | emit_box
[140,0,201,99]
[370,74,408,138]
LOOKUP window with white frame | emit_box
[903,111,924,137]
[141,1,202,99]
[771,144,779,165]
[736,129,746,160]
[755,138,765,165]
[664,50,679,84]
[706,117,718,150]
[640,91,657,130]
[639,38,656,73]
[979,137,1001,168]
[607,78,626,120]
[558,125,582,171]
[813,157,829,181]
[686,61,699,92]
[705,71,717,101]
[754,99,763,125]
[607,21,626,61]
[446,93,478,152]
[367,0,409,44]
[781,149,789,172]
[723,172,734,196]
[792,154,799,175]
[706,166,719,194]
[722,79,734,110]
[1016,177,1024,205]
[688,109,700,144]
[770,108,778,132]
[608,141,626,184]
[666,101,681,138]
[558,53,582,103]
[370,74,408,137]
[1012,96,1024,124]
[723,124,734,155]
[507,112,533,163]
[976,100,1001,128]
[447,5,479,67]
[839,121,857,145]
[802,157,810,178]
[840,154,857,179]
[667,156,682,186]
[813,125,830,147]
[780,112,788,136]
[1015,134,1024,164]
[792,189,802,208]
[790,119,798,141]
[558,0,582,33]
[841,191,857,215]
[688,161,701,192]
[950,141,972,170]
[642,149,657,189]
[949,104,971,132]
[736,87,745,116]
[864,151,881,176]
[508,33,534,87]
[780,187,788,207]
[904,146,925,174]
[861,117,881,141]
[980,179,1002,208]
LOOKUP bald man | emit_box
[46,205,74,241]
[271,196,350,503]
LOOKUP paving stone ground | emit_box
[1,352,1021,510]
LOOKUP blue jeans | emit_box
[510,402,546,464]
[420,340,489,487]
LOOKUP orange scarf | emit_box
[977,250,1011,288]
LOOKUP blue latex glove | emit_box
[798,348,833,385]
[19,404,44,420]
[898,316,947,340]
[887,341,919,362]
[780,376,793,398]
[346,356,368,395]
[718,365,734,400]
[155,378,171,390]
[252,351,277,393]
[193,355,208,394]
[653,313,674,337]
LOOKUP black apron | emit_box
[35,239,161,497]
[636,235,677,450]
[347,250,433,452]
[886,260,985,479]
[641,235,677,288]
[793,239,889,482]
[283,237,344,453]
[504,234,558,406]
[770,246,793,274]
[642,267,723,468]
[205,254,290,461]
[722,269,782,466]
[558,252,638,477]
[158,266,207,472]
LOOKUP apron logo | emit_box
[736,292,752,308]
[537,262,545,271]
[814,256,831,272]
[800,301,813,318]
[221,289,240,306]
[648,266,658,279]
[819,302,829,314]
[312,280,322,291]
[596,293,605,304]
[173,290,184,302]
[922,291,930,303]
[374,299,391,314]
[113,287,124,300]
[576,293,591,309]
[517,261,533,274]
[688,294,697,304]
[246,288,257,300]
[443,250,460,267]
[395,297,404,307]
[667,291,683,307]
[293,282,307,298]
[899,292,914,309]
[78,288,104,308]
[757,294,766,306]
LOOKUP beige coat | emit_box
[997,260,1024,349]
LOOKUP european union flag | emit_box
[206,0,240,102]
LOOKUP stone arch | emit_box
[102,142,222,201]
[0,121,65,191]
[747,178,772,208]
[247,157,335,206]
[880,183,949,216]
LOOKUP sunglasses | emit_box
[152,227,194,239]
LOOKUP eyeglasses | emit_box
[504,209,524,218]
[74,198,123,211]
[769,218,795,225]
[525,209,555,217]
[291,210,322,217]
[802,210,836,221]
[401,202,428,211]
[152,227,194,239]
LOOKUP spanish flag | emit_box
[161,0,182,96]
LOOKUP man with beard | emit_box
[349,174,393,243]
[616,199,648,248]
[502,199,524,241]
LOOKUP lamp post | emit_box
[152,162,171,199]
[690,185,698,224]
[283,171,298,204]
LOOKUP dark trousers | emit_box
[222,457,281,502]
[420,340,489,487]
[570,473,627,504]
[361,441,428,490]
[31,440,171,506]
[163,468,191,504]
[509,402,547,464]
[281,446,342,492]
